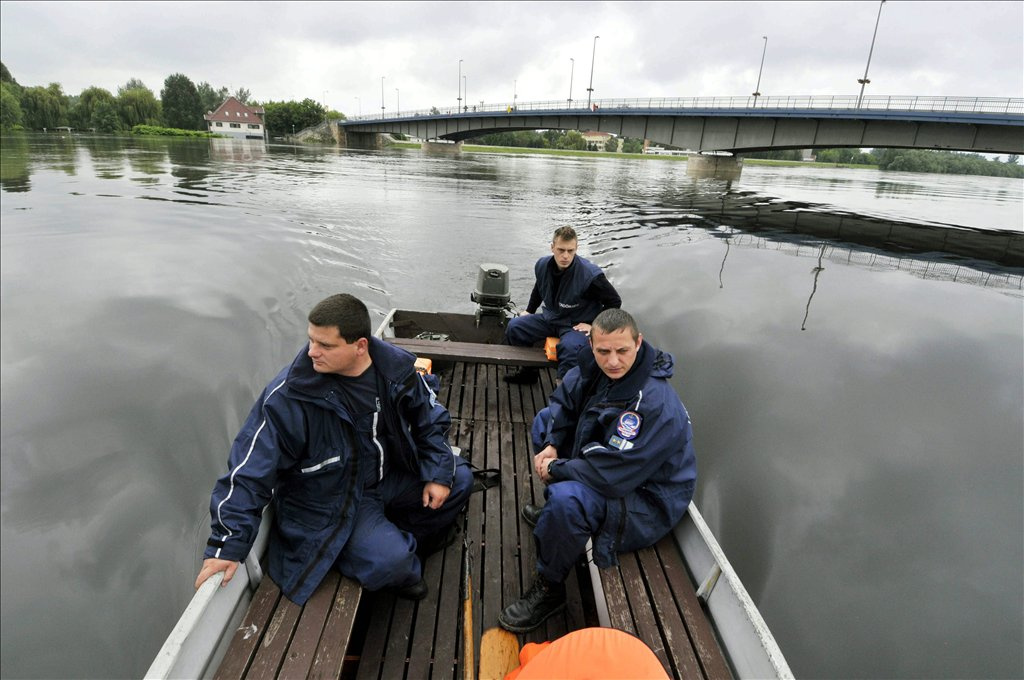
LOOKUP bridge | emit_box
[340,95,1024,157]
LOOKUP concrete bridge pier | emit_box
[343,130,385,150]
[687,153,743,180]
[422,140,464,154]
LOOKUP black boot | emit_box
[503,367,539,384]
[394,578,428,601]
[498,576,566,632]
[521,503,543,528]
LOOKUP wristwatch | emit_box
[547,460,557,477]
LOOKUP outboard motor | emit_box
[471,263,511,326]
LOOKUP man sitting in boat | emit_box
[195,293,473,605]
[499,308,697,632]
[503,226,621,385]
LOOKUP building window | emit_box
[244,112,249,117]
[230,123,241,128]
[215,122,223,127]
[248,124,260,129]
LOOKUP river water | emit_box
[1,134,1021,679]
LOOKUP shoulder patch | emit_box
[616,411,642,440]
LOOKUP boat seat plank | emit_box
[276,570,341,679]
[213,577,283,680]
[598,534,733,680]
[245,594,302,679]
[386,337,553,367]
[307,575,362,679]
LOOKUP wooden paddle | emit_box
[479,627,520,679]
[462,538,474,680]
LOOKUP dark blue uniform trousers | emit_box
[505,314,589,379]
[335,457,473,590]
[530,407,608,583]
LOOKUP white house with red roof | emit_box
[581,130,615,151]
[204,97,266,140]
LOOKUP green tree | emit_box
[90,98,121,132]
[161,73,203,129]
[621,137,644,154]
[234,87,252,105]
[197,81,229,115]
[19,85,66,129]
[118,78,150,96]
[118,86,161,127]
[0,82,24,129]
[261,98,327,135]
[0,61,17,86]
[558,130,588,150]
[71,86,119,130]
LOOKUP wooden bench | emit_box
[597,534,733,679]
[386,337,552,367]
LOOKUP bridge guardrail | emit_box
[346,95,1023,122]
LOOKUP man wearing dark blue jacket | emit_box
[503,226,621,385]
[498,308,697,632]
[195,294,473,605]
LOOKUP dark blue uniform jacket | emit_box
[535,254,605,329]
[204,337,455,604]
[543,340,697,567]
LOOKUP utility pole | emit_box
[381,76,385,119]
[458,59,463,112]
[586,35,599,109]
[857,0,886,108]
[752,36,767,107]
[568,58,574,107]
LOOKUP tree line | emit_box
[468,129,645,153]
[0,62,344,136]
[747,147,1022,178]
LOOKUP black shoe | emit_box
[416,524,458,559]
[503,367,539,385]
[497,576,566,633]
[521,503,543,528]
[394,578,428,601]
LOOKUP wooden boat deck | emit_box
[212,353,730,680]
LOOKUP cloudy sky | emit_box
[1,0,1021,116]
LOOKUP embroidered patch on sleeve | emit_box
[616,411,642,440]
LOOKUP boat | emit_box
[146,264,792,680]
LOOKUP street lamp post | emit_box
[381,76,385,119]
[857,0,886,108]
[568,58,574,108]
[752,36,768,107]
[458,59,463,112]
[513,79,517,111]
[586,35,599,109]
[463,75,467,112]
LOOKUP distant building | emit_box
[204,97,266,140]
[581,130,614,151]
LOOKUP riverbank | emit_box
[387,140,877,169]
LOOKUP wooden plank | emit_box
[386,338,552,367]
[277,571,338,679]
[353,592,395,680]
[598,564,637,636]
[618,552,672,675]
[406,538,448,679]
[484,363,500,423]
[430,535,465,680]
[482,421,503,630]
[214,578,283,680]
[657,535,733,680]
[472,364,488,423]
[244,595,302,680]
[379,598,416,679]
[499,422,522,609]
[307,576,363,680]
[637,545,703,680]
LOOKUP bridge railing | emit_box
[346,95,1023,122]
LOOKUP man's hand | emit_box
[195,558,239,590]
[518,310,532,317]
[534,446,558,480]
[572,322,592,336]
[422,482,452,509]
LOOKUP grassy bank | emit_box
[131,124,218,138]
[386,141,877,168]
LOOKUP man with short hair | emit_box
[498,308,697,632]
[195,293,473,605]
[503,226,621,385]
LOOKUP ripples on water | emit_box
[1,134,1021,679]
